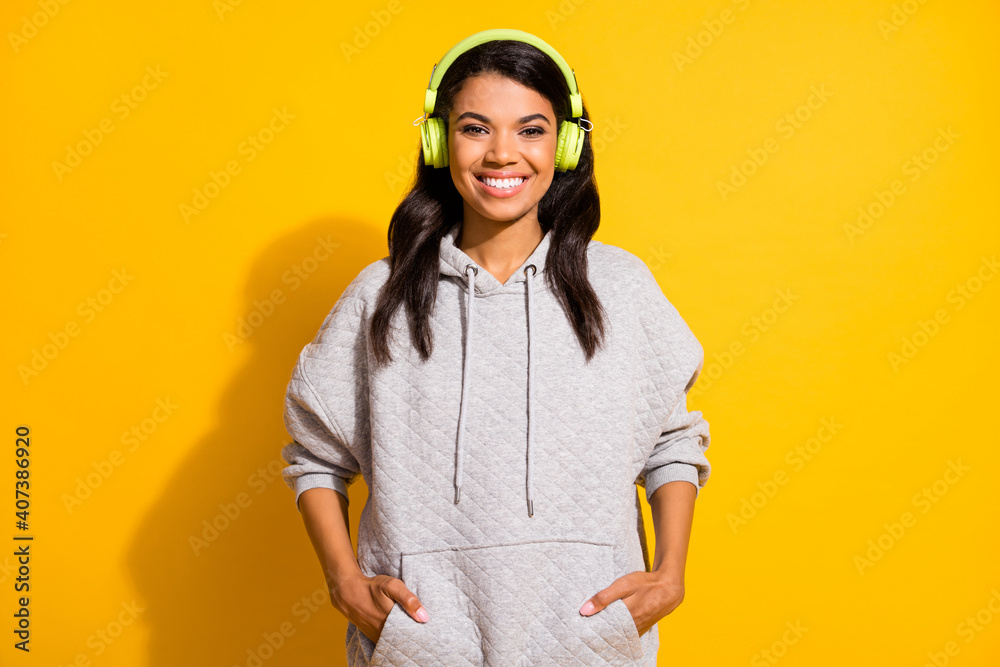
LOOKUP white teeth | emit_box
[480,176,525,189]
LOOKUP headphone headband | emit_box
[422,29,583,120]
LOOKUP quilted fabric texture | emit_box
[281,222,712,666]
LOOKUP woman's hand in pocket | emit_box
[330,570,430,644]
[578,570,685,637]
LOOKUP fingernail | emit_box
[579,600,595,615]
[416,606,429,622]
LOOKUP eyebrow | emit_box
[455,111,551,126]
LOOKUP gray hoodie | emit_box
[280,221,712,666]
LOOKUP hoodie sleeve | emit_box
[630,258,712,502]
[280,292,368,513]
[639,365,711,501]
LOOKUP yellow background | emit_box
[3,0,999,664]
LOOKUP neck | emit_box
[455,217,545,286]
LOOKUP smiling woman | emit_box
[280,28,712,667]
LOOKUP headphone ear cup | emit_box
[554,120,583,172]
[421,117,449,168]
[429,118,448,169]
[420,120,433,167]
[564,121,584,171]
[554,121,569,172]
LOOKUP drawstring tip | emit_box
[527,499,533,517]
[455,486,461,504]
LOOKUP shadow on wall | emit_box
[127,218,383,666]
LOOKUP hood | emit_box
[438,222,553,517]
[439,221,553,295]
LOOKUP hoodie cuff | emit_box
[293,473,350,512]
[644,462,701,502]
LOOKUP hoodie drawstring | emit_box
[525,264,536,517]
[453,264,476,506]
[453,262,537,517]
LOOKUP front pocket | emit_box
[368,539,644,666]
[605,598,643,657]
[369,601,407,664]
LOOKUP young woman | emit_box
[280,29,712,666]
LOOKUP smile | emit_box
[475,174,531,198]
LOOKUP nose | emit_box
[486,128,517,165]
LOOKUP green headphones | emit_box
[413,28,593,172]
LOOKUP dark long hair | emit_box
[369,38,606,367]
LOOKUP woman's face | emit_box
[447,73,557,227]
